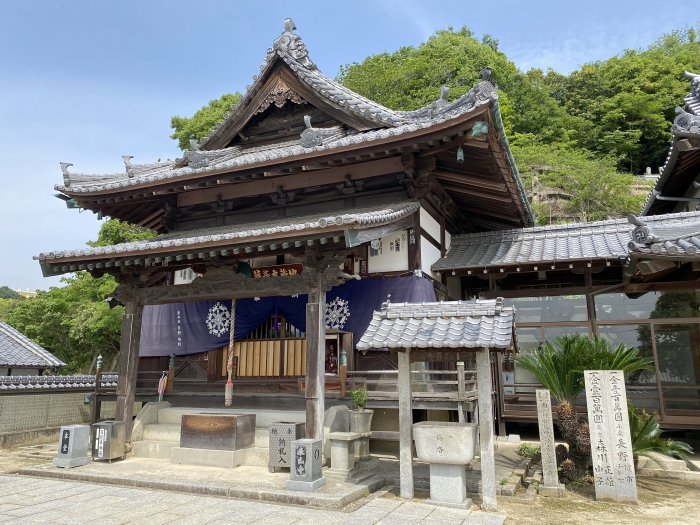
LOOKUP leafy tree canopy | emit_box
[170,93,242,151]
[542,28,700,172]
[87,218,156,247]
[0,286,21,300]
[511,137,652,224]
[5,219,153,373]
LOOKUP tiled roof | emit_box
[357,298,513,351]
[628,213,700,258]
[36,201,419,265]
[0,321,65,368]
[57,82,498,194]
[642,71,700,215]
[432,210,700,272]
[0,374,117,391]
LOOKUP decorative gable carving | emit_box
[254,79,306,115]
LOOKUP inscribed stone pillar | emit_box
[286,438,326,492]
[535,389,564,496]
[115,296,143,440]
[584,370,637,503]
[398,348,414,499]
[476,349,497,511]
[305,271,326,443]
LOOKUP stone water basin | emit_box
[412,421,477,465]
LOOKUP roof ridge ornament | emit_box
[300,114,336,148]
[628,215,657,245]
[429,86,450,118]
[269,18,317,70]
[673,106,700,134]
[60,162,73,187]
[685,71,700,97]
[122,155,134,178]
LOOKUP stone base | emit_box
[325,458,378,483]
[52,456,90,468]
[171,446,247,468]
[429,463,468,508]
[286,477,327,492]
[538,483,565,497]
[595,494,638,504]
[426,497,473,510]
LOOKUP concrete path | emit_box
[0,474,506,525]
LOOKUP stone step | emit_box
[143,423,181,442]
[157,407,305,427]
[140,422,270,448]
[132,440,177,459]
[637,453,688,471]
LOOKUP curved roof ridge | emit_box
[0,321,65,368]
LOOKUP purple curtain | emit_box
[139,275,436,357]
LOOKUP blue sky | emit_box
[1,0,698,291]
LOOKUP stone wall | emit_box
[0,392,117,435]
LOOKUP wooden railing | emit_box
[345,365,479,404]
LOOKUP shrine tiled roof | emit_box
[0,321,65,369]
[357,298,513,351]
[432,210,700,272]
[35,201,419,273]
[56,81,498,195]
[628,212,700,259]
[642,71,700,215]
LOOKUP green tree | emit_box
[0,286,20,299]
[170,93,242,151]
[7,273,122,373]
[6,220,153,373]
[87,218,156,247]
[544,28,700,172]
[512,138,651,224]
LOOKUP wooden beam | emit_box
[433,170,507,192]
[439,183,512,203]
[177,157,404,207]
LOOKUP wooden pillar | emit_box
[91,354,103,424]
[305,270,326,441]
[476,349,497,511]
[398,348,414,499]
[456,361,466,423]
[585,268,598,336]
[115,295,143,440]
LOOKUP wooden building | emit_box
[433,71,700,431]
[36,19,532,439]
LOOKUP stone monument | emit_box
[584,370,637,503]
[53,424,90,468]
[535,389,565,496]
[286,438,326,491]
[268,421,305,472]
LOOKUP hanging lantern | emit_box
[456,146,464,164]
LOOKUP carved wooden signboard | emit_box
[584,370,637,503]
[251,263,303,278]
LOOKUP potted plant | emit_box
[349,385,373,433]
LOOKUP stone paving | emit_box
[0,474,506,525]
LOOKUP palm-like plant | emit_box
[629,404,693,468]
[516,334,654,479]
